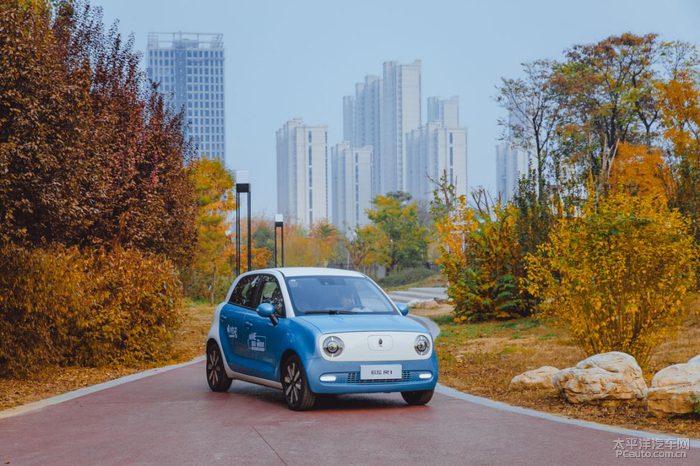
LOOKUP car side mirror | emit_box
[256,303,278,325]
[396,303,409,316]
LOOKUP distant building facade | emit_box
[496,110,534,201]
[343,75,383,195]
[331,142,372,233]
[147,32,225,161]
[495,143,531,201]
[342,61,421,197]
[427,96,459,127]
[406,97,468,202]
[276,118,329,228]
[381,60,422,193]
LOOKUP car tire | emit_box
[401,388,434,406]
[206,343,232,392]
[281,355,316,411]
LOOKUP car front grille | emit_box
[326,370,423,384]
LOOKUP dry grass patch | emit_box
[435,315,700,439]
[0,301,213,411]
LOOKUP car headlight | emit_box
[322,336,344,358]
[414,335,431,356]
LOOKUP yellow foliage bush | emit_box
[524,192,698,364]
[435,194,531,322]
[0,244,183,376]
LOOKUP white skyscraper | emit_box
[406,97,468,202]
[343,76,382,196]
[495,110,534,201]
[331,142,372,233]
[276,118,329,228]
[427,96,459,127]
[147,32,225,161]
[496,143,532,201]
[381,60,422,194]
[342,95,354,142]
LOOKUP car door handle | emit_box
[245,321,253,328]
[220,315,227,322]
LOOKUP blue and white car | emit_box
[205,267,438,410]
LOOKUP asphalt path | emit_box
[1,359,698,466]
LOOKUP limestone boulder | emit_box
[509,366,559,393]
[647,363,700,417]
[553,352,647,404]
[687,354,700,365]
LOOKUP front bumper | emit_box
[304,355,439,394]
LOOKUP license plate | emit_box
[360,364,402,380]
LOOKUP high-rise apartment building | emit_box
[343,76,382,195]
[276,118,329,227]
[496,143,532,201]
[342,61,421,197]
[406,97,468,202]
[381,60,422,193]
[331,142,372,233]
[495,110,534,201]
[147,32,225,161]
[427,96,459,127]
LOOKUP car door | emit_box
[219,274,262,374]
[242,274,288,381]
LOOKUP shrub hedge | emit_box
[0,244,183,376]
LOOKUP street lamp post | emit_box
[235,170,251,275]
[274,214,284,267]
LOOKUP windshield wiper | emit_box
[302,309,357,315]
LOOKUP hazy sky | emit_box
[94,0,700,216]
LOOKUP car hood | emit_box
[296,314,428,335]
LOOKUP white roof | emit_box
[255,267,364,278]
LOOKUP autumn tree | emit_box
[496,59,564,202]
[551,33,666,196]
[0,0,196,265]
[183,157,235,304]
[656,66,700,240]
[0,0,94,245]
[343,225,379,272]
[366,193,428,274]
[609,142,671,198]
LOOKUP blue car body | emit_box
[206,267,438,396]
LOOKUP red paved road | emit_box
[1,361,697,466]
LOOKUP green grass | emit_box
[429,314,455,326]
[376,268,441,290]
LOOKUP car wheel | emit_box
[401,389,434,406]
[206,344,232,392]
[281,355,316,411]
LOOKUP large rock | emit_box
[509,366,559,393]
[553,352,647,404]
[687,354,700,365]
[647,363,700,417]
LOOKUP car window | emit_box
[285,276,397,315]
[257,275,286,318]
[229,275,261,308]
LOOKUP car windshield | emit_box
[284,275,398,316]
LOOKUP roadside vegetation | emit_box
[434,316,700,438]
[434,32,700,364]
[0,301,213,411]
[433,32,700,429]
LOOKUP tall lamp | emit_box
[235,170,251,275]
[274,214,284,267]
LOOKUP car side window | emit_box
[229,275,261,308]
[257,275,286,318]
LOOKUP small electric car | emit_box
[205,267,438,410]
